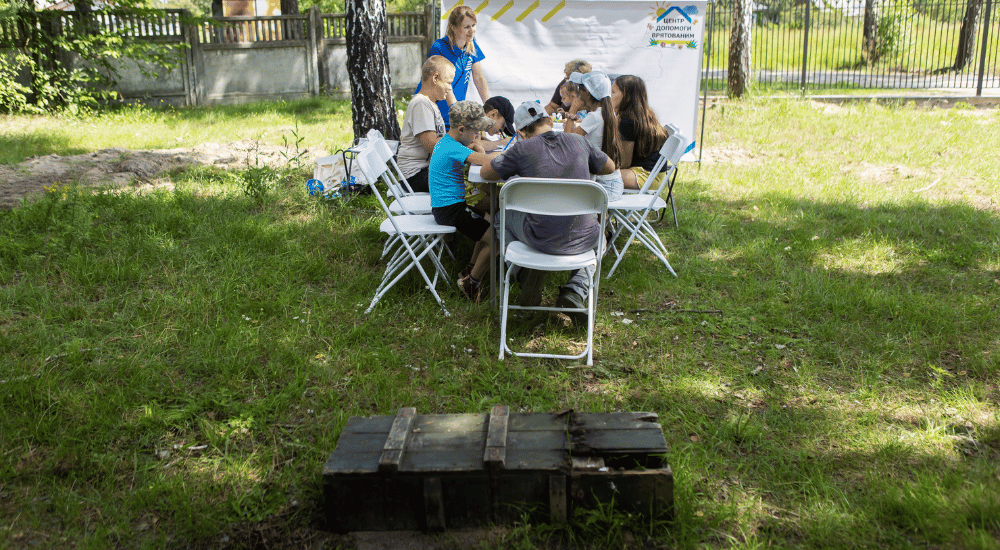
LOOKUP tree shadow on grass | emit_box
[0,132,85,163]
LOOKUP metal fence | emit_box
[704,0,998,93]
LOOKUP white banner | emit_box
[443,0,706,149]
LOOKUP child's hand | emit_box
[470,132,486,153]
[563,118,577,133]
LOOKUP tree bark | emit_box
[953,0,982,70]
[863,0,879,64]
[728,0,752,98]
[346,0,400,141]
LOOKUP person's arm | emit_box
[565,96,585,120]
[620,140,635,169]
[597,156,615,176]
[479,162,501,181]
[417,130,440,155]
[544,101,560,115]
[466,150,500,166]
[471,61,490,103]
[563,118,586,136]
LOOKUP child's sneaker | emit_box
[458,275,483,303]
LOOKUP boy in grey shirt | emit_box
[481,102,614,320]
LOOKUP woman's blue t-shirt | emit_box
[416,37,486,127]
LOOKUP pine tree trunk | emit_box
[728,0,752,98]
[953,0,982,70]
[346,0,400,141]
[863,0,879,64]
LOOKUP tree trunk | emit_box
[728,0,752,98]
[954,0,982,70]
[863,0,879,64]
[346,0,400,141]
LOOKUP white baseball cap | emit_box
[569,70,612,100]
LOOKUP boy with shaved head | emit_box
[397,55,455,193]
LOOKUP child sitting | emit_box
[562,71,625,202]
[483,96,515,141]
[428,100,501,302]
[545,59,591,116]
[398,56,454,193]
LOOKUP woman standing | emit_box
[418,5,491,128]
[611,74,670,190]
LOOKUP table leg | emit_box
[490,181,498,310]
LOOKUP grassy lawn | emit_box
[1,97,999,549]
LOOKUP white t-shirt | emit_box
[398,94,445,178]
[578,107,622,201]
[580,107,604,151]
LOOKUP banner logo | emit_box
[646,3,699,49]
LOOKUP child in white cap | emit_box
[562,71,625,202]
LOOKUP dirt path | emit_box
[0,141,329,210]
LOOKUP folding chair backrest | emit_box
[501,177,608,217]
[366,130,416,198]
[499,178,609,259]
[637,133,686,195]
[353,143,387,187]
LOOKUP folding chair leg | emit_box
[366,235,451,317]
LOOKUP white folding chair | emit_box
[353,145,457,316]
[605,133,686,279]
[366,130,432,216]
[498,178,609,366]
[662,123,684,227]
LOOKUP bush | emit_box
[0,6,191,113]
[874,0,916,61]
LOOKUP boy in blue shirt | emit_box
[429,101,500,302]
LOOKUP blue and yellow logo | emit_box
[647,3,699,49]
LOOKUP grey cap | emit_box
[569,70,612,100]
[513,101,549,131]
[449,100,495,131]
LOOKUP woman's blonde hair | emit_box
[563,59,591,77]
[446,6,478,55]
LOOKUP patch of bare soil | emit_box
[839,161,931,185]
[0,141,329,210]
[700,144,757,165]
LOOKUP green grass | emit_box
[1,97,1000,549]
[0,97,356,164]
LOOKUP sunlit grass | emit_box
[1,97,999,549]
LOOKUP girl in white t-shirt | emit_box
[562,71,624,202]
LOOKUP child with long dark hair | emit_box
[611,74,671,190]
[562,71,624,202]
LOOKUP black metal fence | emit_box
[704,0,998,93]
